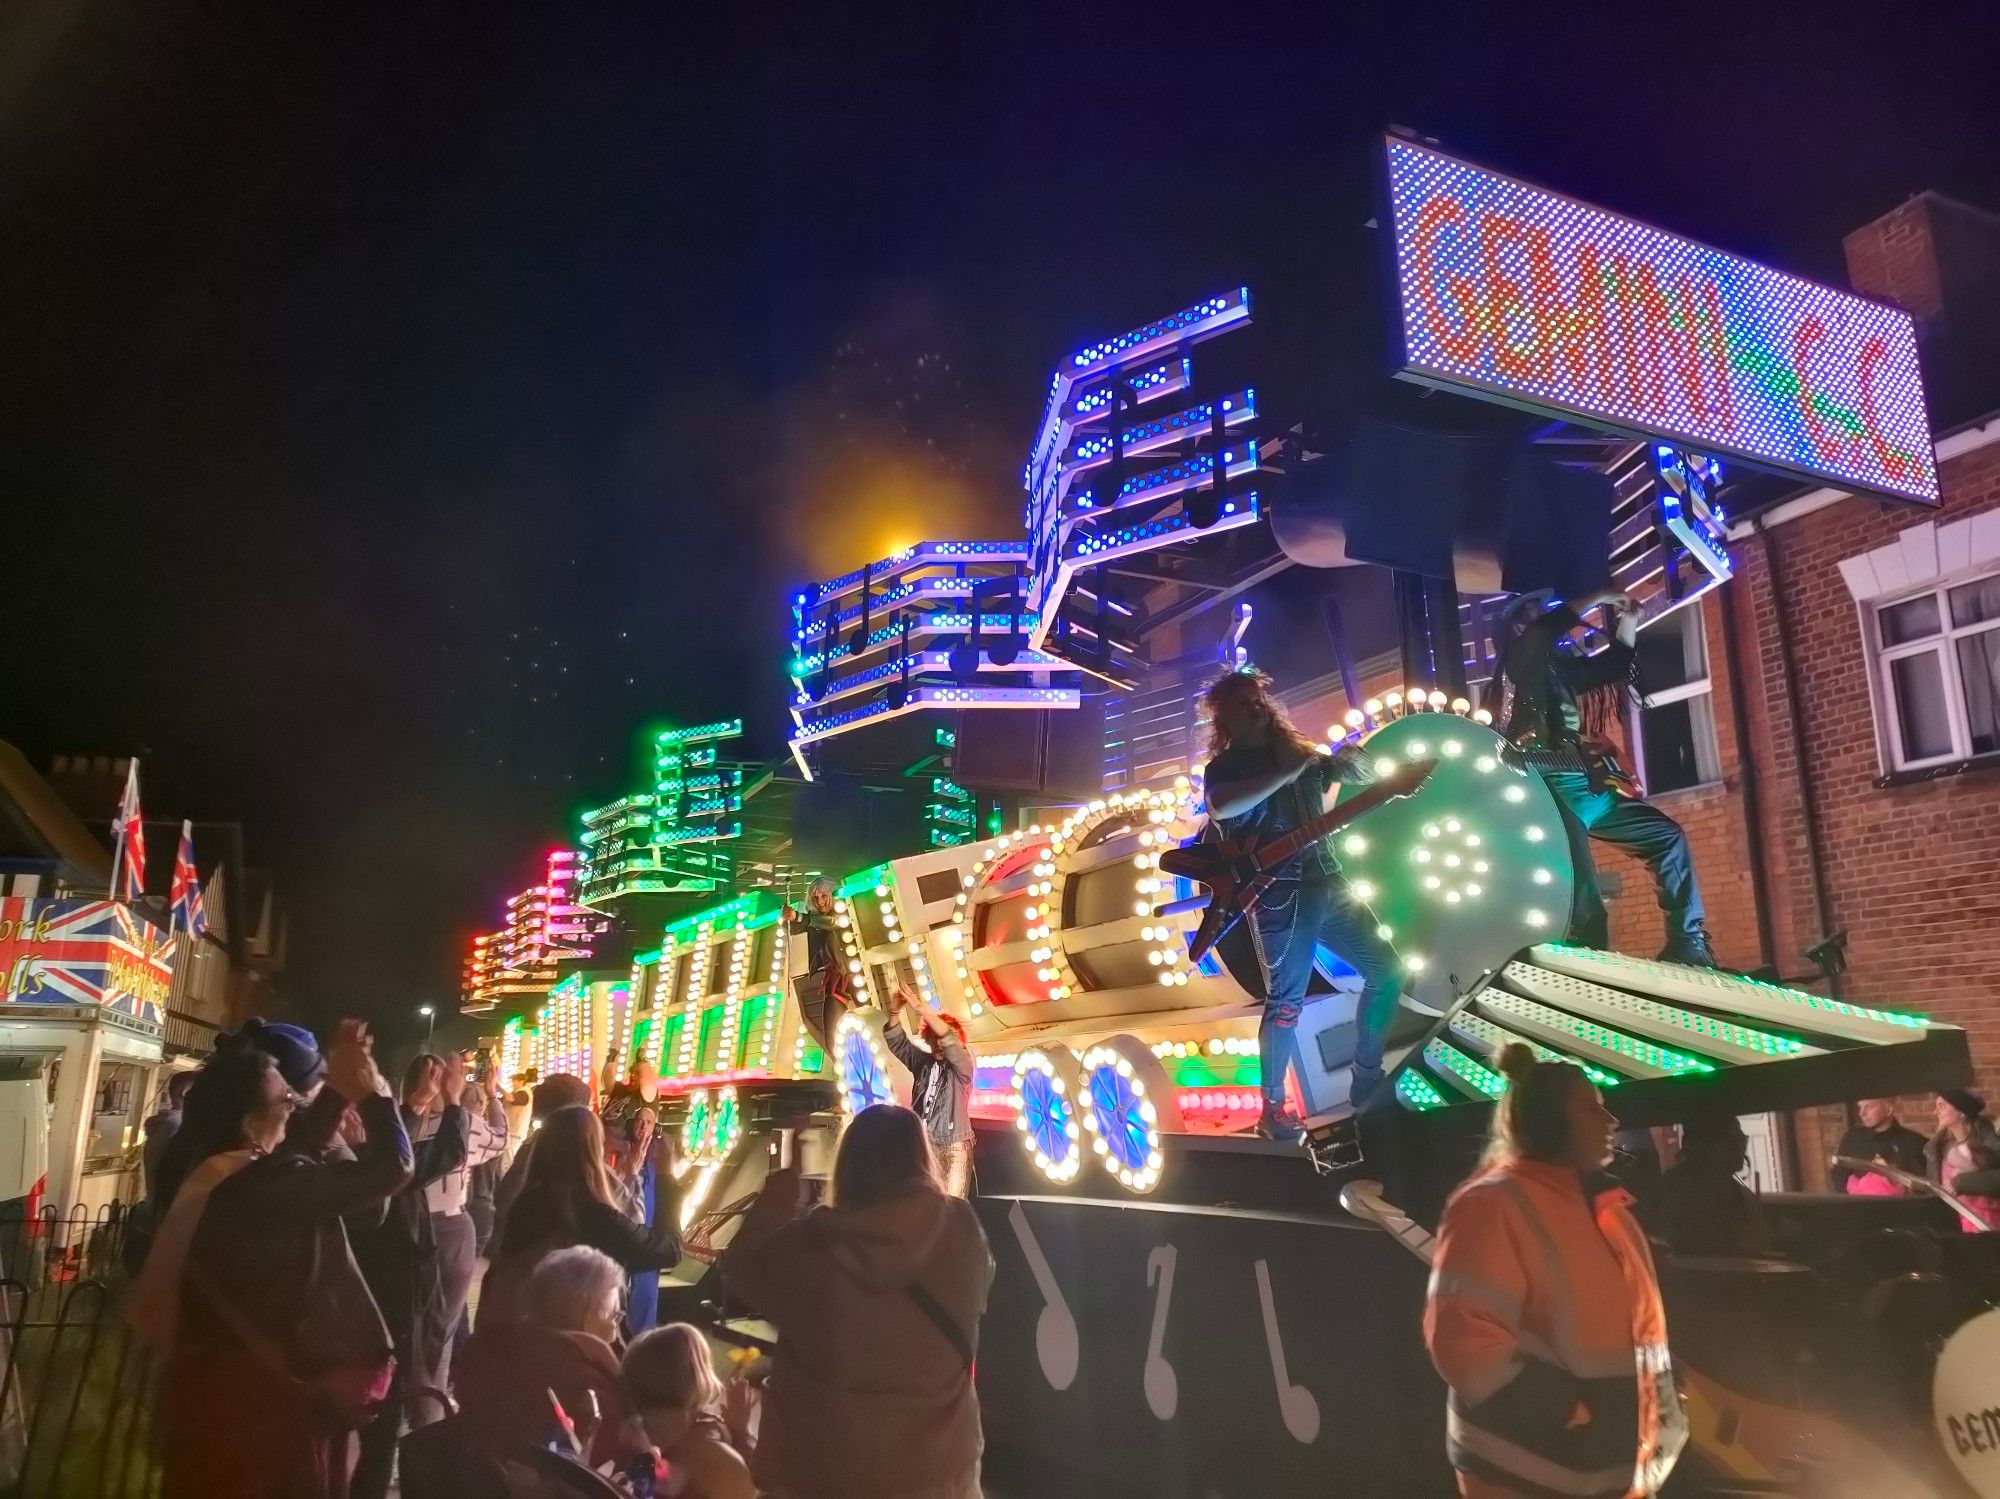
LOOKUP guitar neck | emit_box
[1253,771,1417,873]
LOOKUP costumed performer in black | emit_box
[1489,587,1715,967]
[1201,669,1403,1139]
[783,875,853,1053]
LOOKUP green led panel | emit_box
[1452,1010,1622,1089]
[1482,990,1714,1077]
[1396,1069,1450,1111]
[1424,1038,1507,1099]
[1503,962,1815,1063]
[1533,943,1929,1037]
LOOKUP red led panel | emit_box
[1384,136,1939,506]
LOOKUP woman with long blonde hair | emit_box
[1199,668,1401,1135]
[478,1105,682,1327]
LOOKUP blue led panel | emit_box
[1384,136,1938,506]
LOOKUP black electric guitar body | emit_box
[1159,758,1438,964]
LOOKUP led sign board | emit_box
[1384,135,1938,506]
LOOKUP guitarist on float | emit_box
[1489,588,1716,968]
[1200,669,1404,1140]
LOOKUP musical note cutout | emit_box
[1254,1259,1321,1444]
[1009,1202,1079,1390]
[1143,1244,1179,1420]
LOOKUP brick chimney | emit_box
[1842,195,1947,322]
[1843,192,2000,427]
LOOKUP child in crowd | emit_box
[622,1323,758,1499]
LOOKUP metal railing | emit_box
[0,1205,158,1497]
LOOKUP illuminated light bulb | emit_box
[1208,1039,1224,1055]
[1533,868,1552,885]
[1473,708,1493,725]
[1414,848,1433,863]
[1443,854,1461,869]
[1384,691,1403,709]
[1445,891,1462,905]
[1504,786,1527,804]
[1374,756,1398,777]
[1450,697,1470,714]
[1444,818,1462,833]
[1363,698,1383,717]
[1158,972,1175,987]
[1441,740,1463,758]
[1407,740,1428,757]
[1525,826,1546,843]
[1134,901,1151,916]
[1424,875,1442,890]
[1428,690,1447,708]
[1149,951,1164,966]
[1524,909,1548,927]
[1465,882,1482,897]
[1405,954,1428,972]
[1424,824,1441,839]
[1343,834,1368,855]
[1351,879,1375,901]
[1464,833,1481,847]
[1473,860,1491,874]
[1344,709,1365,728]
[1475,755,1497,773]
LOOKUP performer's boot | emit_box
[1658,923,1717,969]
[1347,1062,1385,1112]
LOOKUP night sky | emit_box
[5,3,1997,1036]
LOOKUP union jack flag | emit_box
[0,898,169,1024]
[112,760,146,904]
[170,821,208,937]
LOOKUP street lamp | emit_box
[418,1003,436,1044]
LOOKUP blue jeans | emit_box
[1247,878,1402,1111]
[1544,771,1705,948]
[625,1168,661,1337]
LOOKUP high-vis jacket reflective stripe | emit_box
[1424,1159,1686,1498]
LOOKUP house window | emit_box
[1631,604,1721,794]
[1874,571,2000,771]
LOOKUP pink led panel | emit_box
[1384,136,1939,506]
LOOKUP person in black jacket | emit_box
[883,984,976,1196]
[1491,588,1715,967]
[480,1104,682,1328]
[783,876,852,1052]
[1829,1098,1928,1193]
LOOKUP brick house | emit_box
[1587,193,2000,1186]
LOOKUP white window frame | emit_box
[1626,600,1722,795]
[1869,568,2000,773]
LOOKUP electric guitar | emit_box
[1159,757,1437,964]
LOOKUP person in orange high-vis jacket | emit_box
[1426,1044,1686,1498]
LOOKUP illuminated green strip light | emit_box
[837,863,895,899]
[1168,1056,1261,1088]
[1541,943,1930,1031]
[1455,1012,1620,1089]
[1490,993,1715,1075]
[1424,1039,1507,1098]
[1396,1069,1450,1111]
[1590,988,1806,1058]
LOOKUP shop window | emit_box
[1630,605,1721,794]
[1873,570,2000,771]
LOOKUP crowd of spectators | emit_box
[124,1017,994,1499]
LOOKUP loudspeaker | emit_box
[953,709,1048,793]
[1500,450,1615,599]
[1343,420,1501,580]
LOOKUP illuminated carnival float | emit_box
[466,134,1992,1496]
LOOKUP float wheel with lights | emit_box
[831,1008,911,1117]
[681,1087,716,1161]
[1010,1044,1086,1185]
[1079,1034,1182,1194]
